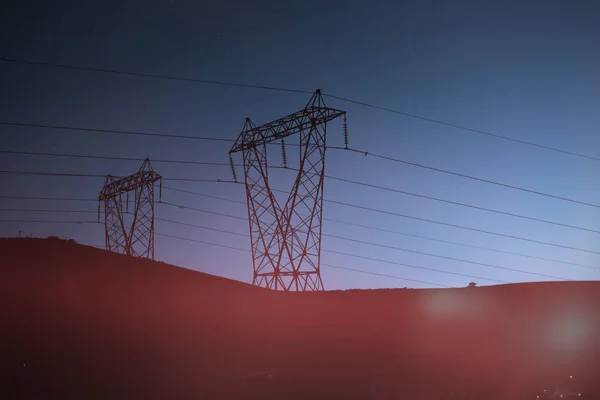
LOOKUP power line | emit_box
[0,189,241,206]
[323,234,567,281]
[0,195,96,202]
[0,169,239,183]
[157,232,252,253]
[0,170,107,178]
[0,123,299,149]
[172,189,600,269]
[155,201,575,281]
[16,143,580,233]
[324,218,600,272]
[0,196,247,220]
[4,176,599,259]
[165,185,599,271]
[162,177,239,183]
[0,58,313,95]
[326,199,600,256]
[0,149,233,166]
[324,173,600,234]
[319,262,452,288]
[8,196,600,273]
[324,94,600,162]
[0,121,234,142]
[3,57,596,162]
[324,250,510,285]
[156,217,247,237]
[0,219,98,224]
[156,214,505,283]
[2,208,585,283]
[325,249,508,284]
[4,190,594,271]
[3,138,597,225]
[162,185,246,204]
[159,200,247,221]
[0,149,289,170]
[156,231,482,287]
[6,149,598,232]
[3,57,596,163]
[329,147,600,209]
[161,190,600,259]
[0,215,472,286]
[0,208,96,214]
[5,125,597,210]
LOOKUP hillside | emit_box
[1,237,599,399]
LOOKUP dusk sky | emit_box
[1,0,599,290]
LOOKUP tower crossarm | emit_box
[98,159,161,201]
[229,90,345,154]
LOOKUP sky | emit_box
[1,0,599,290]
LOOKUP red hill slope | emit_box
[1,237,599,399]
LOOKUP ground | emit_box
[1,237,599,399]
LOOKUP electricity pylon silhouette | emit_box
[98,158,161,259]
[229,89,346,291]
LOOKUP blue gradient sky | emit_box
[1,0,599,289]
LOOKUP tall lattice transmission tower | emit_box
[98,158,162,259]
[229,89,346,291]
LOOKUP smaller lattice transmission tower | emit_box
[98,158,162,259]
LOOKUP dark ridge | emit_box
[1,237,599,399]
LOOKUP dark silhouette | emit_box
[228,90,345,291]
[97,159,162,260]
[2,237,599,399]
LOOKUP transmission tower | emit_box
[229,89,346,291]
[98,158,162,259]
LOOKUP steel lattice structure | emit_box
[229,90,346,291]
[97,158,161,259]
